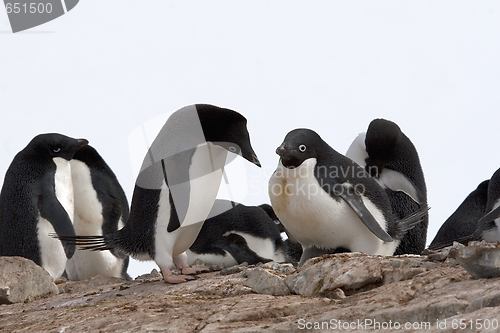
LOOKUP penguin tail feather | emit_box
[50,233,115,252]
[394,205,430,240]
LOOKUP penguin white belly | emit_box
[154,143,228,271]
[67,160,124,280]
[269,158,394,255]
[345,132,368,167]
[38,157,74,280]
[185,249,238,266]
[37,215,67,279]
[230,231,286,262]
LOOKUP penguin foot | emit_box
[163,274,198,284]
[181,266,210,275]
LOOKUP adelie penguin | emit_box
[0,133,88,280]
[444,167,500,247]
[268,128,427,265]
[345,118,428,255]
[58,104,261,283]
[186,199,286,266]
[65,145,131,281]
[429,180,489,250]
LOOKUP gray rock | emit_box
[243,268,291,296]
[450,242,500,279]
[285,253,428,298]
[465,291,500,313]
[220,266,243,276]
[260,261,296,275]
[367,297,470,324]
[382,267,426,284]
[0,256,58,304]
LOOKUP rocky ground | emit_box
[2,243,500,332]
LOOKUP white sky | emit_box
[1,1,499,278]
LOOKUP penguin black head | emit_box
[365,119,400,177]
[276,128,323,169]
[196,104,261,167]
[27,133,89,161]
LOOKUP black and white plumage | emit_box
[429,180,489,250]
[269,128,426,265]
[476,169,500,242]
[58,104,260,283]
[345,118,428,255]
[186,200,286,266]
[0,133,88,280]
[65,145,131,281]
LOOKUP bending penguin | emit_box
[186,199,286,266]
[58,104,261,283]
[450,167,500,246]
[65,145,131,280]
[345,118,428,255]
[429,180,489,250]
[0,133,88,280]
[269,128,427,265]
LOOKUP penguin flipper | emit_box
[338,191,393,243]
[377,168,422,204]
[478,205,500,225]
[38,193,76,259]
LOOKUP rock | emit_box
[220,266,243,275]
[0,256,58,304]
[450,242,500,278]
[382,267,426,284]
[59,275,127,294]
[285,253,426,297]
[243,268,291,296]
[465,291,500,313]
[260,261,296,275]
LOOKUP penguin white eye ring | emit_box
[299,144,307,152]
[53,148,61,153]
[229,146,237,153]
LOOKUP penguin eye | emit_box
[228,146,237,153]
[53,148,61,153]
[298,144,307,152]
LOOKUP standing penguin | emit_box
[186,199,286,266]
[0,133,88,280]
[345,118,428,255]
[269,128,426,265]
[58,104,261,283]
[429,180,489,249]
[65,145,131,281]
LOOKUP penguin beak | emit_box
[276,143,286,157]
[77,139,89,148]
[251,153,261,167]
